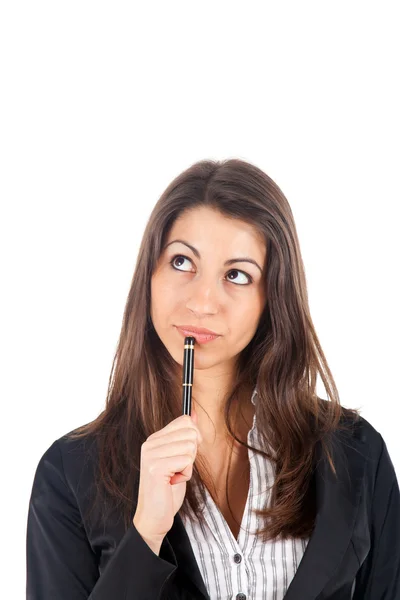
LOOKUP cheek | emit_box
[158,283,178,307]
[231,303,261,339]
[151,277,179,315]
[153,271,175,294]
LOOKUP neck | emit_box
[194,383,255,449]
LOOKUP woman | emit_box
[26,158,400,599]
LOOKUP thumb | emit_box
[191,405,198,422]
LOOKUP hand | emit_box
[133,406,203,543]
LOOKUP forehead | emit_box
[167,207,265,250]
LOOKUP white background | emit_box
[1,2,399,597]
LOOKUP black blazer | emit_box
[26,413,400,600]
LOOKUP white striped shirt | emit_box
[180,387,309,600]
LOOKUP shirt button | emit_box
[236,594,246,599]
[233,553,242,564]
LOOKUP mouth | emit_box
[175,326,221,344]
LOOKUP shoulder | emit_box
[332,404,396,487]
[33,424,100,502]
[38,423,98,464]
[338,406,383,448]
[316,399,385,453]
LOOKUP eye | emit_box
[169,254,253,285]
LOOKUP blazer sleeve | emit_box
[26,440,178,599]
[353,435,400,599]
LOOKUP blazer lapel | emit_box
[284,430,366,599]
[164,514,211,599]
[163,428,366,600]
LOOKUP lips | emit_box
[176,325,220,336]
[175,326,221,344]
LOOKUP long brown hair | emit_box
[68,158,360,542]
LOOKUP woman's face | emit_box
[150,206,267,372]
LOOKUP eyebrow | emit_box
[164,239,263,274]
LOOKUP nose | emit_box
[185,273,220,314]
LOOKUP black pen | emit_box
[182,336,196,415]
